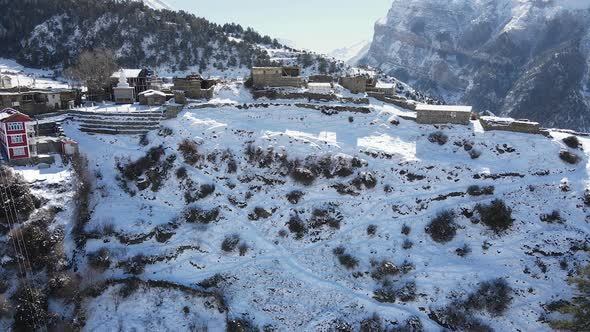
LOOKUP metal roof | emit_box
[111,69,143,79]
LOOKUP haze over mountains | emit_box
[360,0,590,131]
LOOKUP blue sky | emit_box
[165,0,392,53]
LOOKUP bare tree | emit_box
[64,49,118,101]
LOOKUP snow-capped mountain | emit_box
[362,0,590,131]
[329,40,371,64]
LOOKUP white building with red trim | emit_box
[0,108,36,160]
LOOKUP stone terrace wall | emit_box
[480,117,545,135]
[416,110,471,125]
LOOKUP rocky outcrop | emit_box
[361,0,590,131]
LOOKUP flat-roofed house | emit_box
[415,104,472,125]
[172,74,216,99]
[138,89,169,106]
[251,67,305,89]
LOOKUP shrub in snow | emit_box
[370,261,400,281]
[221,234,241,252]
[430,305,492,332]
[367,224,377,236]
[467,185,494,196]
[287,214,307,239]
[402,239,413,250]
[291,167,316,186]
[15,219,65,272]
[559,150,580,164]
[227,158,238,173]
[374,281,417,303]
[183,206,220,224]
[175,166,187,179]
[475,199,513,233]
[286,190,305,204]
[199,183,216,198]
[464,278,512,316]
[87,248,112,271]
[12,284,48,331]
[309,207,342,229]
[238,243,249,256]
[540,210,563,223]
[48,272,81,300]
[248,207,272,221]
[584,190,590,206]
[198,273,227,289]
[456,244,471,257]
[123,254,146,275]
[348,116,354,123]
[359,313,383,332]
[158,126,173,137]
[401,224,411,235]
[351,171,377,190]
[428,131,448,145]
[227,318,259,332]
[425,210,458,243]
[563,136,580,149]
[332,246,359,269]
[178,139,201,165]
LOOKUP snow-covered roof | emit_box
[376,82,395,88]
[111,69,143,79]
[481,116,539,126]
[308,83,332,88]
[415,104,472,113]
[0,108,30,122]
[139,89,167,97]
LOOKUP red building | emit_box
[0,108,35,160]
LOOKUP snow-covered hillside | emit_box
[2,83,585,330]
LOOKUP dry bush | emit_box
[286,190,305,204]
[475,199,513,233]
[175,166,187,179]
[560,150,581,164]
[287,214,307,239]
[467,185,494,196]
[351,171,377,190]
[332,246,359,270]
[183,206,220,224]
[87,248,112,272]
[221,234,241,252]
[367,224,377,236]
[428,131,448,145]
[12,284,48,331]
[178,139,201,165]
[291,167,316,186]
[464,278,512,316]
[425,210,458,243]
[563,136,580,149]
[540,210,563,223]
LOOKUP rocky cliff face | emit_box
[362,0,590,131]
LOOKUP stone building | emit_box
[415,104,472,125]
[251,67,305,89]
[340,75,369,93]
[138,90,169,106]
[479,116,543,135]
[113,70,136,104]
[173,74,216,99]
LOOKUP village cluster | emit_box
[0,65,546,165]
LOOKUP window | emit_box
[6,122,23,131]
[12,147,25,156]
[10,135,23,144]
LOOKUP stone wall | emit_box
[479,117,545,135]
[416,110,471,125]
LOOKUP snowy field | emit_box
[39,84,590,330]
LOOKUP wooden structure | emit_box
[173,74,216,99]
[251,66,305,89]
